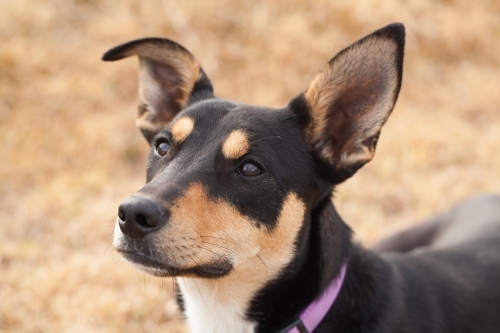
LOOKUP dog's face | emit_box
[105,24,404,282]
[115,99,319,279]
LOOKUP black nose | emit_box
[117,195,170,238]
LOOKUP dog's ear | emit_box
[292,23,405,183]
[103,38,214,143]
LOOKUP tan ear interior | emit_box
[303,27,403,171]
[134,45,201,140]
[103,38,209,142]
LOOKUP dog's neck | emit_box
[177,239,295,333]
[177,276,257,333]
[246,197,352,332]
[178,197,357,333]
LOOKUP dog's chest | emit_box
[178,278,257,333]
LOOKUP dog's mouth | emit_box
[118,249,233,278]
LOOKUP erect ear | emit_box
[103,38,214,143]
[292,23,405,183]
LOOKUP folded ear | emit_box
[103,38,214,143]
[293,23,405,182]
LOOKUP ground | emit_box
[1,0,500,332]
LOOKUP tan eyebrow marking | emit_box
[171,117,194,142]
[222,130,250,159]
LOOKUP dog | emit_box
[103,23,500,333]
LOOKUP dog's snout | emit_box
[118,195,169,238]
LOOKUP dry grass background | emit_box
[1,0,499,332]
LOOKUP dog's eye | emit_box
[238,162,263,177]
[155,141,170,157]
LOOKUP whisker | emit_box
[256,253,270,278]
[197,245,224,259]
[147,243,154,257]
[192,278,213,319]
[249,135,283,144]
[201,241,237,255]
[199,235,232,243]
[108,255,124,263]
[200,234,272,275]
[171,277,176,303]
[156,277,164,300]
[186,252,201,267]
[103,244,114,257]
[181,277,187,291]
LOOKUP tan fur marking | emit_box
[165,183,304,272]
[148,184,305,333]
[115,183,306,332]
[304,36,399,167]
[222,130,250,159]
[178,193,305,333]
[152,182,305,289]
[171,117,194,142]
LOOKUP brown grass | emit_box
[1,0,500,332]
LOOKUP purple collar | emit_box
[283,262,347,333]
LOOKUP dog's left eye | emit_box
[238,162,263,177]
[155,141,170,157]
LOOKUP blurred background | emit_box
[1,0,499,332]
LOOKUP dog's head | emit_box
[104,24,404,281]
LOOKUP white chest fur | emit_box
[178,277,257,333]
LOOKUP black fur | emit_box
[105,23,500,333]
[144,99,320,228]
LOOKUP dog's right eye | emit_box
[155,141,170,157]
[238,161,264,177]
